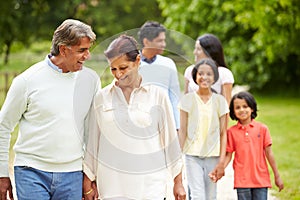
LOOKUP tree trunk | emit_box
[4,41,11,65]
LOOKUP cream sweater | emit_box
[0,57,100,177]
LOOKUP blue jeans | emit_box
[185,155,219,200]
[237,188,268,200]
[14,166,83,200]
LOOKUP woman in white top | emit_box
[83,35,186,200]
[184,33,234,105]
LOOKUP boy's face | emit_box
[233,98,253,124]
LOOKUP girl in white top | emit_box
[184,34,234,105]
[179,58,229,200]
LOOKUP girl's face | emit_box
[109,54,140,87]
[196,64,215,89]
[193,40,208,63]
[233,98,253,125]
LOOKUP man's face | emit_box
[144,32,166,55]
[62,37,92,72]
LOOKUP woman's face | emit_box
[109,54,140,87]
[193,40,208,63]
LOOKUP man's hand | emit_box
[0,177,13,200]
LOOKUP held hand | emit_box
[208,171,217,183]
[173,182,186,200]
[209,164,225,183]
[0,177,14,200]
[83,181,98,200]
[82,174,98,200]
[275,176,284,192]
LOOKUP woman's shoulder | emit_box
[218,66,233,75]
[218,66,234,83]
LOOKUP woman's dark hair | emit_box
[197,33,227,68]
[229,91,258,121]
[104,34,139,62]
[192,58,219,87]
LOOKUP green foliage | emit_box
[73,0,164,42]
[0,0,164,65]
[157,0,300,90]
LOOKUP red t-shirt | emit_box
[227,120,272,188]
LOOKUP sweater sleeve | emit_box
[83,92,101,181]
[0,76,27,177]
[168,64,181,130]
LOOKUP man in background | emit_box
[138,21,181,131]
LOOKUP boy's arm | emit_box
[209,152,232,182]
[265,146,284,191]
[224,152,233,168]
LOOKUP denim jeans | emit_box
[236,188,268,200]
[185,155,219,200]
[14,166,83,200]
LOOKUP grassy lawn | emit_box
[1,43,300,199]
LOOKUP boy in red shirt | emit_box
[211,91,284,200]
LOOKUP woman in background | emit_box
[184,33,234,105]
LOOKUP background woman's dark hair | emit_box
[192,58,219,88]
[104,34,139,62]
[198,33,227,68]
[229,91,258,120]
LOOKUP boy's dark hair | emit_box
[229,91,258,120]
[138,21,166,47]
[192,58,219,86]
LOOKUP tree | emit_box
[157,0,300,91]
[0,1,38,64]
[0,0,164,65]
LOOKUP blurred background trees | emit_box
[0,0,299,93]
